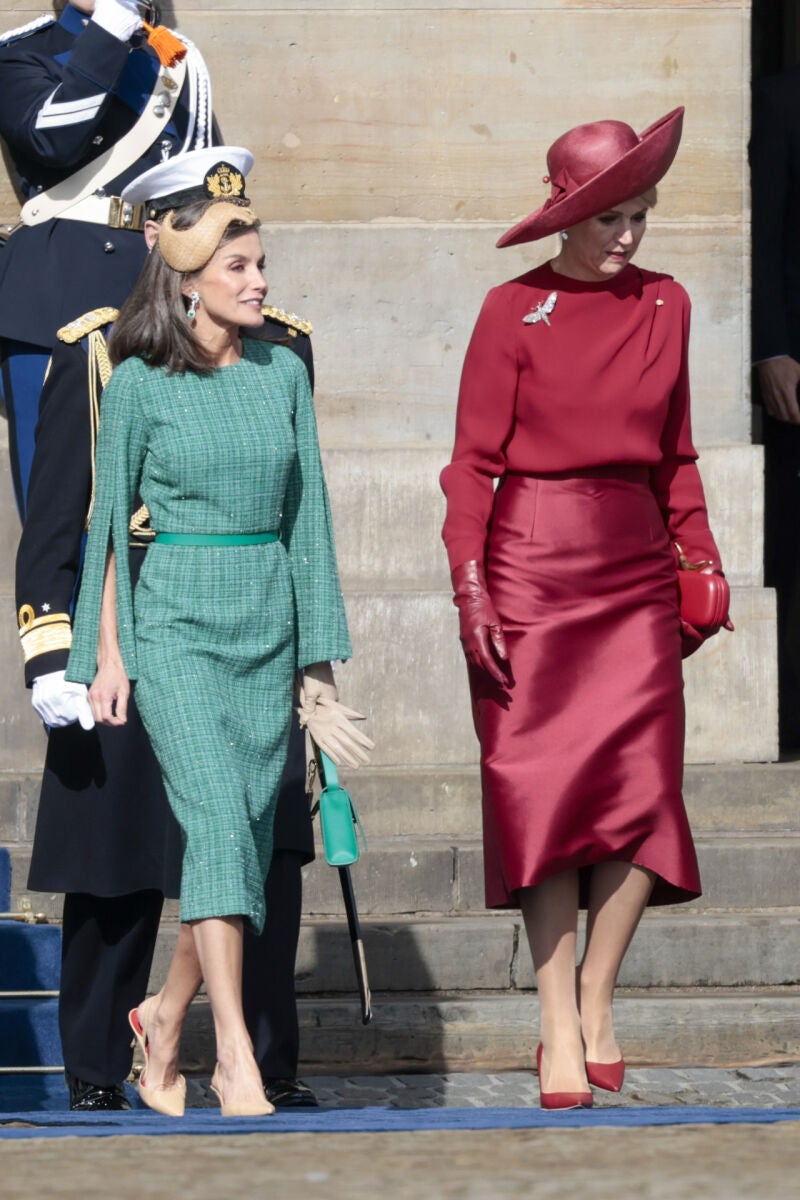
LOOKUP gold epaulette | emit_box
[261,306,312,336]
[17,605,72,663]
[57,307,120,344]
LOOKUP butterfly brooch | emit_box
[523,291,558,326]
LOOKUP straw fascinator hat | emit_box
[496,106,684,249]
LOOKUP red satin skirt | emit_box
[472,468,701,909]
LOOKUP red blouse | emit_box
[441,261,721,572]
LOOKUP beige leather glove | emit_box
[297,662,374,769]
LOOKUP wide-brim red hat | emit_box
[496,106,684,249]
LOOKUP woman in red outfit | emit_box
[440,108,731,1109]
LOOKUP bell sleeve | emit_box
[280,359,352,667]
[440,285,519,570]
[649,286,722,570]
[65,361,148,683]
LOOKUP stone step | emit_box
[318,761,800,838]
[3,760,798,852]
[1,590,775,771]
[149,911,800,994]
[320,445,765,593]
[175,988,800,1072]
[8,834,800,919]
[335,584,777,768]
[0,442,767,596]
[302,834,800,914]
[0,430,779,771]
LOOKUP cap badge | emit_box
[523,291,558,326]
[205,163,245,200]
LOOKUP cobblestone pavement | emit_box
[184,1065,800,1110]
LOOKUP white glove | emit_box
[32,670,96,731]
[92,0,144,41]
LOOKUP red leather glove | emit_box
[451,561,509,683]
[680,606,734,659]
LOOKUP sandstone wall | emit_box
[0,1,774,764]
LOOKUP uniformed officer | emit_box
[751,69,800,747]
[16,148,320,1111]
[0,0,216,517]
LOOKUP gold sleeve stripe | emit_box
[19,621,72,663]
[18,609,72,632]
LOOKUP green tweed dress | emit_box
[66,338,352,933]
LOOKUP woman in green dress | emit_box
[66,186,367,1117]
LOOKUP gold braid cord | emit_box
[86,329,114,530]
[129,503,155,544]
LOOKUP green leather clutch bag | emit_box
[318,750,367,867]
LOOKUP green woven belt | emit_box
[154,531,279,546]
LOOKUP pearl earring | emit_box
[187,290,200,320]
[560,231,569,242]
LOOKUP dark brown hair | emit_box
[109,200,261,374]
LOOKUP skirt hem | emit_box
[485,853,701,911]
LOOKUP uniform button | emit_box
[95,187,106,197]
[92,135,103,145]
[104,242,115,254]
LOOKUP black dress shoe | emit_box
[68,1076,131,1111]
[263,1077,319,1108]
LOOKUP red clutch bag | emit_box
[675,544,730,630]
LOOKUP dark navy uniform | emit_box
[17,307,316,1099]
[0,4,216,515]
[751,69,800,746]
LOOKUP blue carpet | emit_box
[0,920,62,990]
[0,1104,798,1138]
[0,998,63,1068]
